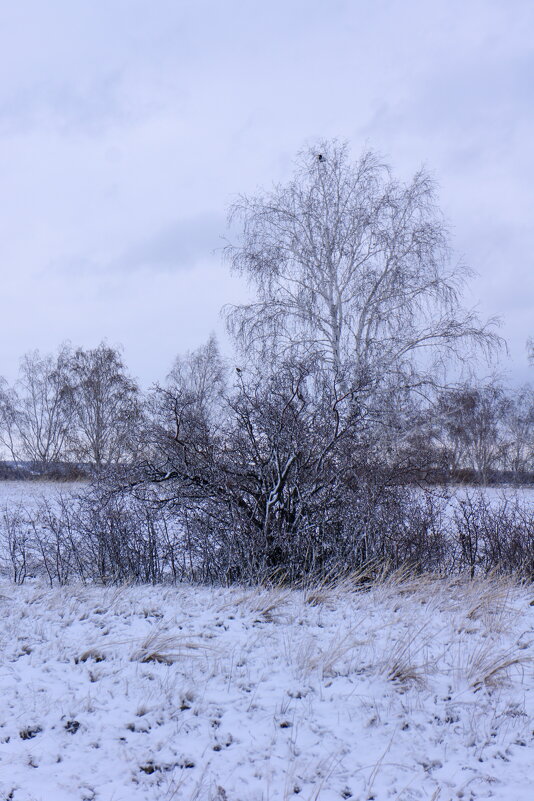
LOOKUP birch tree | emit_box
[65,343,142,470]
[0,378,21,461]
[166,334,226,424]
[1,348,72,465]
[226,141,499,396]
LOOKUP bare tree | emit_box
[0,348,72,465]
[65,343,143,470]
[142,355,380,581]
[225,141,500,396]
[436,382,511,483]
[503,385,534,478]
[0,377,19,461]
[96,142,513,583]
[166,334,226,423]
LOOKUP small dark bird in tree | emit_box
[235,366,242,373]
[317,154,325,162]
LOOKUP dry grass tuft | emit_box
[293,627,368,678]
[248,587,293,622]
[381,621,433,688]
[131,629,211,665]
[76,648,107,663]
[466,644,532,690]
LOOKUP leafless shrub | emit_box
[0,482,531,586]
[0,505,32,584]
[452,492,534,578]
[0,485,180,586]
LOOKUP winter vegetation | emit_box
[1,574,533,800]
[0,142,532,584]
[0,342,143,477]
[1,482,533,586]
[0,142,533,798]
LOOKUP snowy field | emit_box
[0,576,533,801]
[0,480,88,510]
[0,479,533,512]
[0,481,533,800]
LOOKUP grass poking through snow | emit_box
[0,575,532,800]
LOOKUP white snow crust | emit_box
[0,576,532,800]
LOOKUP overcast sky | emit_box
[0,0,532,386]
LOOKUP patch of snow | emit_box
[0,576,532,800]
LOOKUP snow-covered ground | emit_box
[0,479,533,512]
[0,576,533,801]
[0,480,87,510]
[447,485,534,506]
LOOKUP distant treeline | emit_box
[0,340,532,486]
[0,343,143,474]
[0,461,90,482]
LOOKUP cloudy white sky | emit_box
[0,0,532,386]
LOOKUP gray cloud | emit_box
[0,0,532,385]
[0,73,126,135]
[118,214,227,272]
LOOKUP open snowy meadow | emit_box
[0,572,533,801]
[1,482,533,800]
